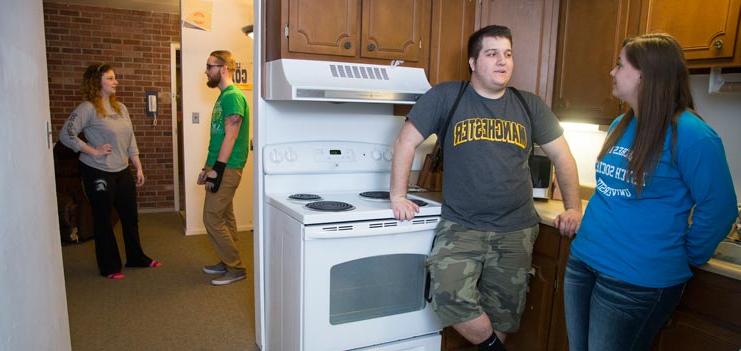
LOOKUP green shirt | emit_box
[206,84,250,168]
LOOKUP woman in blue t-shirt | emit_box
[563,33,737,351]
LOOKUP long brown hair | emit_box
[597,33,694,194]
[80,63,122,116]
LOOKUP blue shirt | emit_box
[571,111,737,288]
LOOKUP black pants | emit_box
[79,162,151,276]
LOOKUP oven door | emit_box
[303,217,442,351]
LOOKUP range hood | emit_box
[265,59,431,104]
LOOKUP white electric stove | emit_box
[263,141,442,351]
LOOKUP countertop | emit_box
[412,192,740,281]
[534,198,740,281]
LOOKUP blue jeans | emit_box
[563,255,685,351]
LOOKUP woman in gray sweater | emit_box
[59,63,160,279]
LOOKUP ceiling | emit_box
[45,0,179,14]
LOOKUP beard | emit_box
[206,74,220,88]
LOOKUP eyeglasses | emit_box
[206,64,224,70]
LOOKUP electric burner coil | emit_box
[305,201,355,212]
[359,191,390,200]
[289,193,322,201]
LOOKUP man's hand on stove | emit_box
[391,195,419,221]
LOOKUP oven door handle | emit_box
[424,270,433,303]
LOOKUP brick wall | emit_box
[44,2,180,209]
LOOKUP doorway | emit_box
[171,44,185,221]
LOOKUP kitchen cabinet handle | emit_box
[367,43,376,51]
[343,41,352,50]
[714,39,724,50]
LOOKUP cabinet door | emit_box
[552,0,641,125]
[640,0,741,60]
[439,255,558,351]
[506,255,558,350]
[287,0,360,57]
[428,0,476,85]
[547,232,572,351]
[360,0,431,63]
[653,310,741,351]
[477,0,560,105]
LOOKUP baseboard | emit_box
[139,207,176,213]
[185,224,253,236]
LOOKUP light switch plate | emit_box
[192,112,199,124]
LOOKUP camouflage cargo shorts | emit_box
[427,218,539,333]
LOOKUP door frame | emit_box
[170,42,181,213]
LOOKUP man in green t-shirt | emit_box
[197,50,250,286]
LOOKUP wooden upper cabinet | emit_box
[552,0,641,125]
[360,0,429,62]
[267,0,431,71]
[287,0,360,57]
[477,0,560,106]
[640,0,741,61]
[427,0,476,85]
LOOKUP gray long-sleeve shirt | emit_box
[59,101,139,172]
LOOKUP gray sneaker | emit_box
[202,262,227,275]
[211,270,247,286]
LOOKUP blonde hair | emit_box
[81,63,122,117]
[209,50,236,73]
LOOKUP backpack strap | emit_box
[508,86,535,155]
[436,81,470,162]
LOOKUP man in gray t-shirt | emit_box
[390,25,582,350]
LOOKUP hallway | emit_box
[62,212,257,351]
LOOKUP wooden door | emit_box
[360,0,431,63]
[552,0,641,125]
[428,0,476,85]
[1,0,72,349]
[287,0,360,57]
[477,0,560,105]
[506,255,558,350]
[640,0,741,60]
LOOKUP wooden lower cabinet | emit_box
[440,224,566,350]
[653,267,741,351]
[439,223,741,351]
[506,255,557,350]
[653,310,741,351]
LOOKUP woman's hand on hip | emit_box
[93,143,113,157]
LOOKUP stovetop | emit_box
[267,191,442,225]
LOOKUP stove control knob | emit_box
[371,150,382,160]
[270,149,283,163]
[383,150,392,161]
[285,150,297,162]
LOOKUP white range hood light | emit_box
[265,59,431,104]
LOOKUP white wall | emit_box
[561,125,607,188]
[690,74,741,201]
[0,0,71,349]
[181,0,255,235]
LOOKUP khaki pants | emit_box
[203,168,245,273]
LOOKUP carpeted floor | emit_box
[61,212,257,351]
